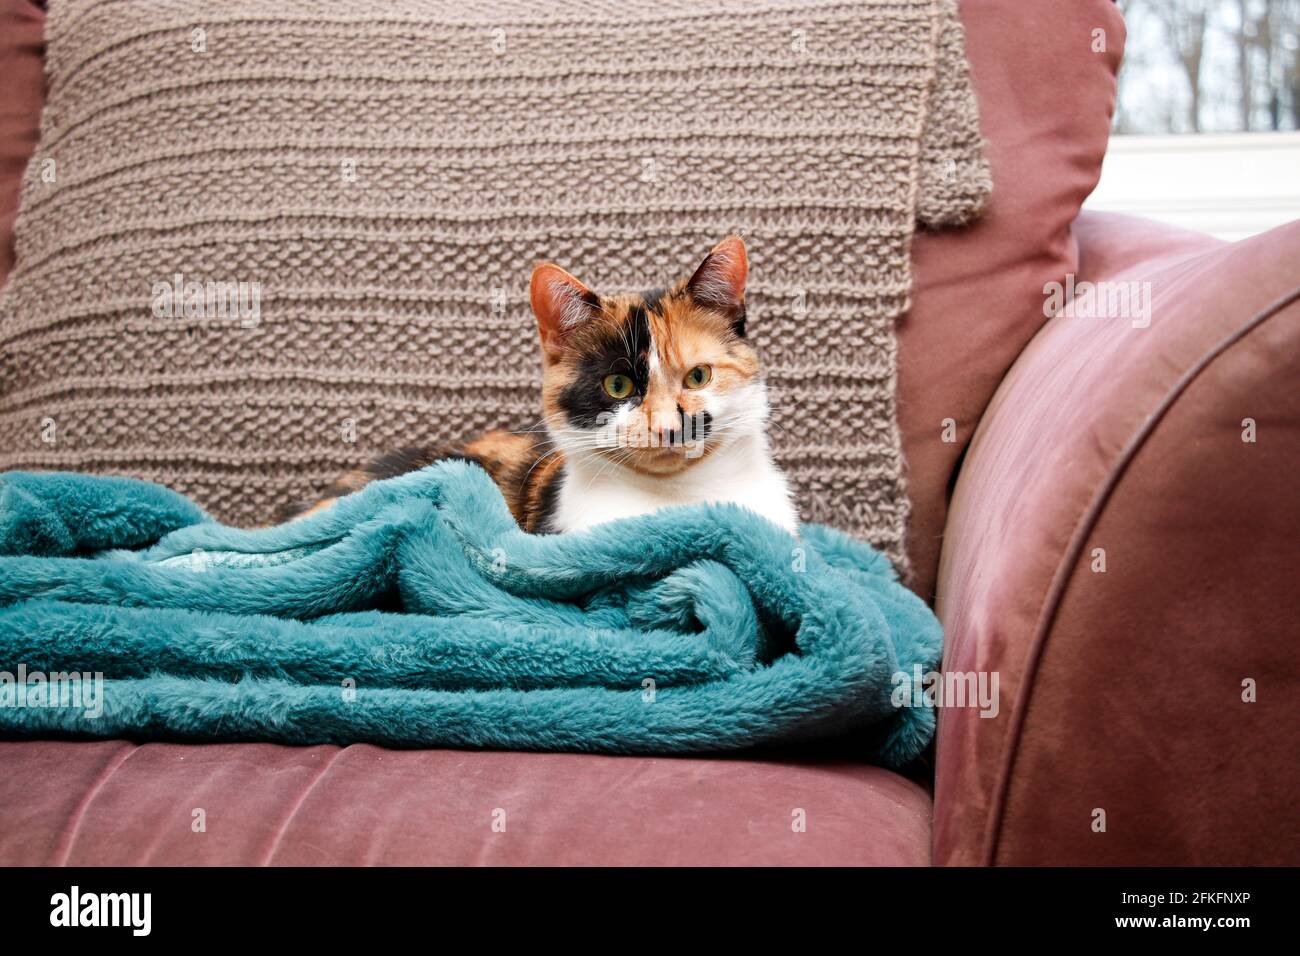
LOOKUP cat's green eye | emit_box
[684,365,712,389]
[603,373,634,400]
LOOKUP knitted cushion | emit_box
[0,0,989,574]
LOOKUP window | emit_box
[1085,0,1300,239]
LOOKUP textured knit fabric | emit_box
[0,0,989,575]
[0,465,943,765]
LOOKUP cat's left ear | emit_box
[686,235,748,335]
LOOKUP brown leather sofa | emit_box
[0,0,1295,865]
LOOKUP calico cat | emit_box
[294,236,797,533]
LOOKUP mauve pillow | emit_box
[899,0,1123,600]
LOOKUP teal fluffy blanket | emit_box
[0,465,941,766]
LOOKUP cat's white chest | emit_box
[551,436,798,533]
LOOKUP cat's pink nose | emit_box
[645,409,683,448]
[652,425,681,447]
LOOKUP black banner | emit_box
[0,866,1288,940]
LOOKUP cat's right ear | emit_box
[530,263,599,363]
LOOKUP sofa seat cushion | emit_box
[0,740,931,865]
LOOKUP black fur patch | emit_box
[729,304,747,338]
[669,404,713,446]
[556,304,651,429]
[530,467,563,533]
[693,409,714,443]
[364,447,444,478]
[364,446,474,480]
[639,286,668,315]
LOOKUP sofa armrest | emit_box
[931,212,1300,865]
